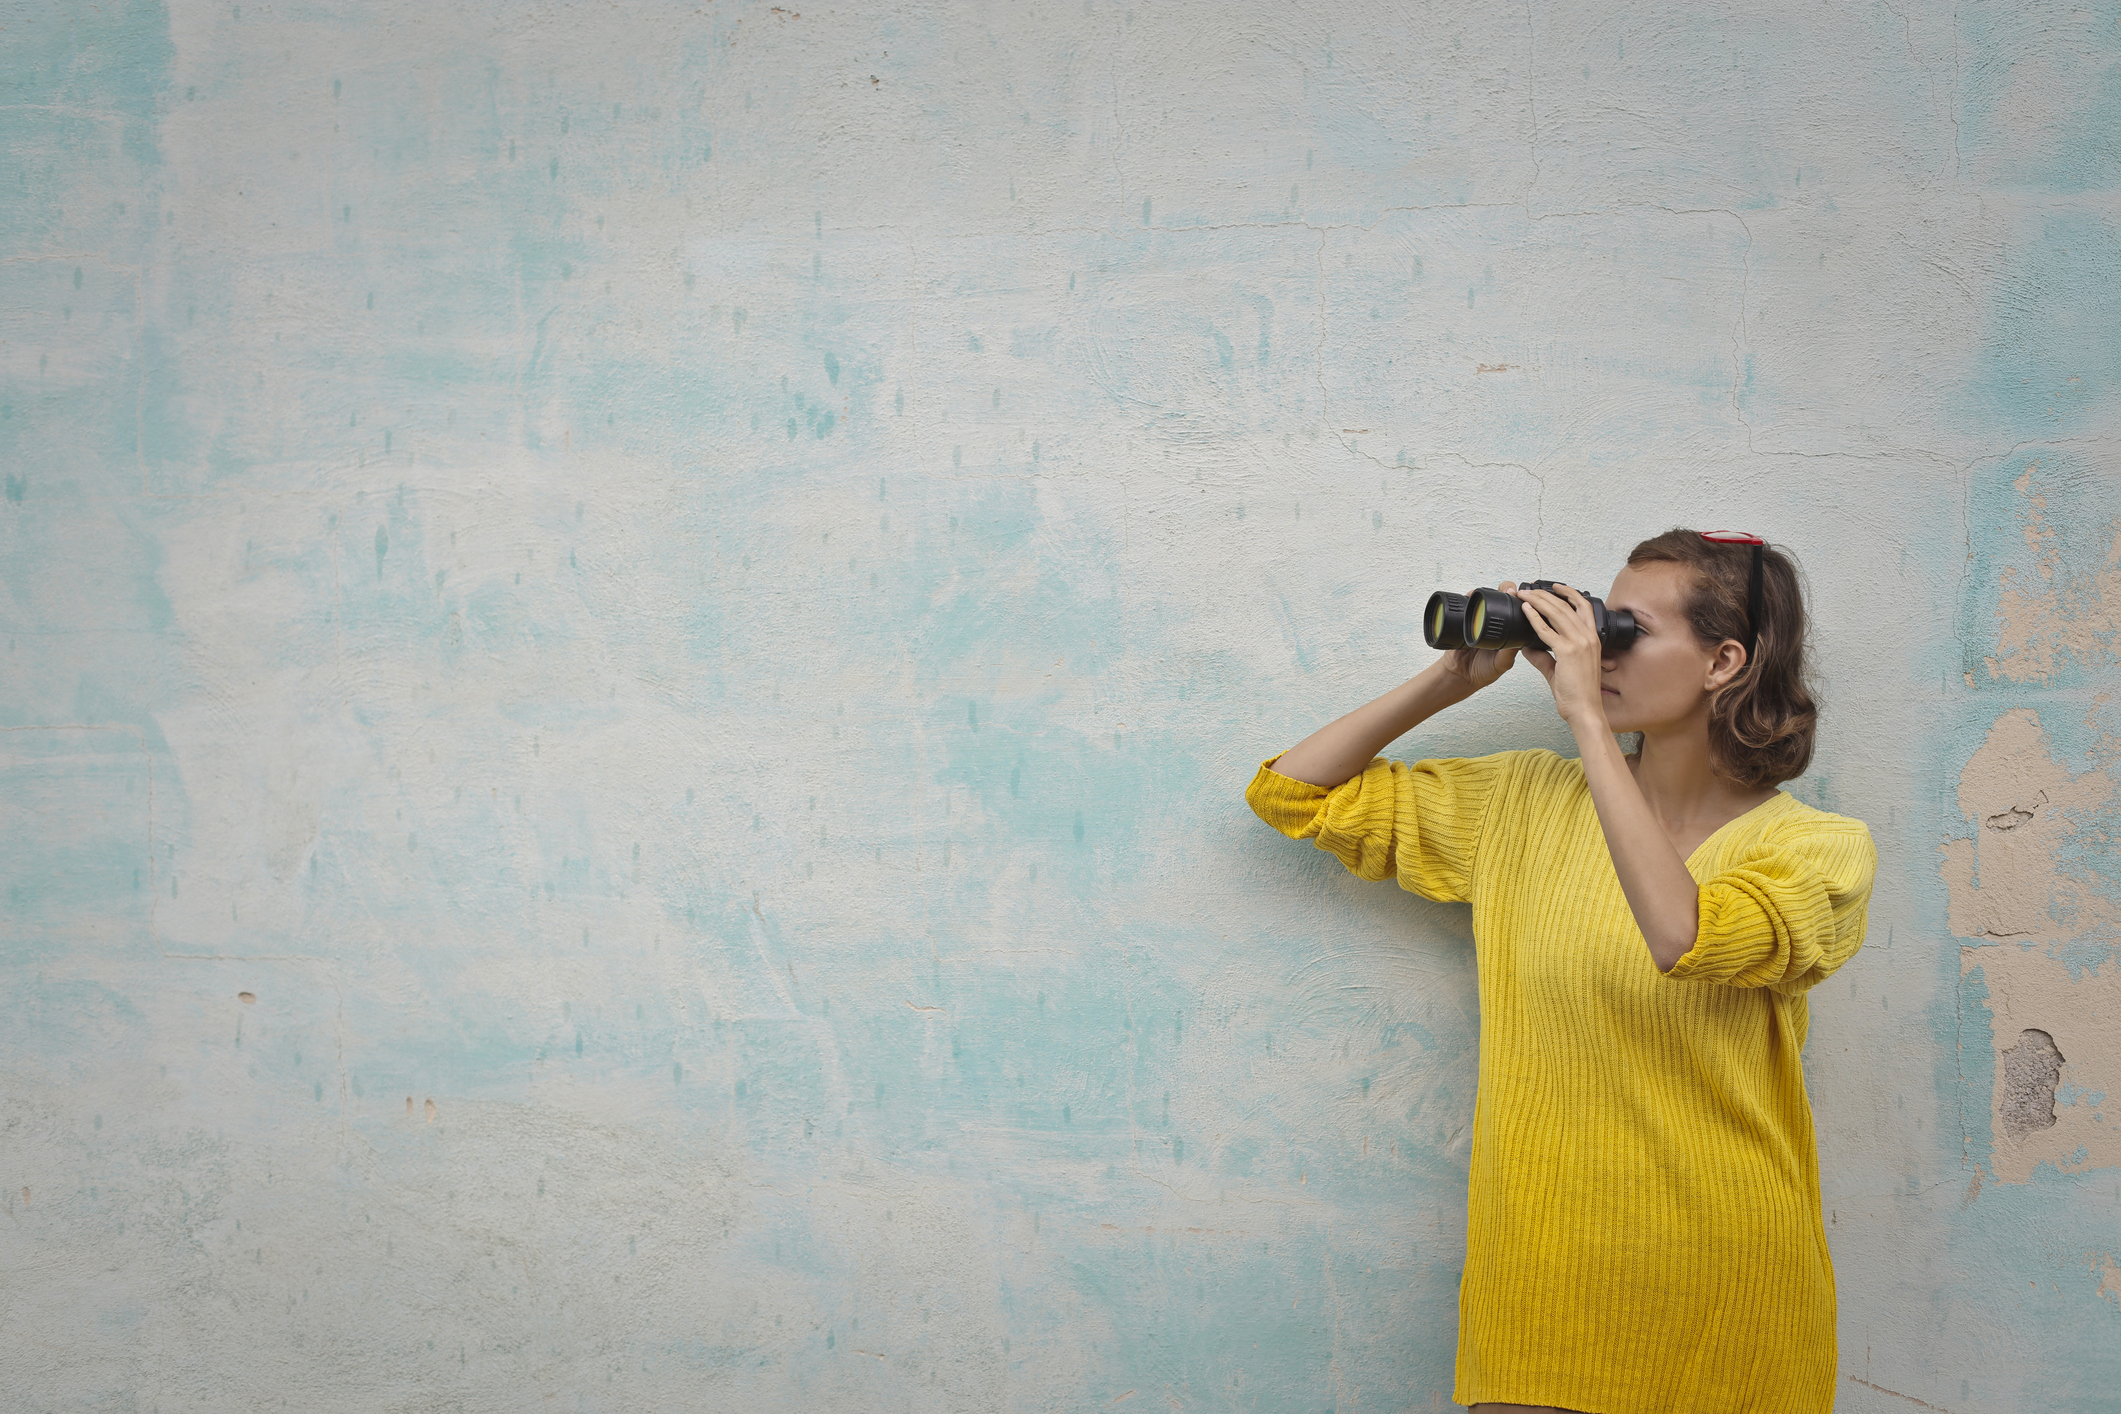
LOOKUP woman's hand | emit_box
[1516,583,1610,730]
[1439,581,1522,691]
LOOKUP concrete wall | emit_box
[2,2,2116,1409]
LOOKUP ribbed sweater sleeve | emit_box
[1243,753,1510,904]
[1669,815,1877,992]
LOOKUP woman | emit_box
[1246,530,1875,1414]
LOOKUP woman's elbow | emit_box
[1648,929,1698,975]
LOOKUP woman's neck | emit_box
[1629,727,1775,835]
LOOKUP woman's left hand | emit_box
[1516,584,1609,731]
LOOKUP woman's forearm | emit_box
[1574,726,1701,970]
[1269,660,1476,788]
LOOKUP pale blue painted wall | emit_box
[2,2,2117,1410]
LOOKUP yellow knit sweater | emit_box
[1246,748,1876,1414]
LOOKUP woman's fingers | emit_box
[1518,593,1586,648]
[1518,589,1594,648]
[1444,643,1518,690]
[1510,587,1605,724]
[1553,583,1600,631]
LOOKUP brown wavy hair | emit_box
[1625,529,1817,789]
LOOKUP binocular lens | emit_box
[1424,591,1470,650]
[1422,580,1640,654]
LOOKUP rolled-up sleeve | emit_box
[1669,817,1877,993]
[1244,752,1511,904]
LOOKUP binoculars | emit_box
[1424,580,1641,653]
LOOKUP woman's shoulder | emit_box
[1748,792,1878,877]
[1384,749,1583,811]
[1759,791,1872,841]
[1481,747,1584,799]
[1399,746,1565,781]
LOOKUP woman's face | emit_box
[1594,560,1740,735]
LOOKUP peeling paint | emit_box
[1946,689,2121,1190]
[1939,710,2116,945]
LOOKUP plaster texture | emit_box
[2,2,2118,1410]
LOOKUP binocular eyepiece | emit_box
[1425,581,1640,654]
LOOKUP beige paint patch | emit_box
[1984,467,2121,685]
[1959,945,2120,1183]
[1937,710,2115,944]
[2099,1255,2121,1310]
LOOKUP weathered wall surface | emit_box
[1,2,2116,1409]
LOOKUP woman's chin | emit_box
[1604,708,1684,737]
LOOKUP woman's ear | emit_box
[1705,640,1748,691]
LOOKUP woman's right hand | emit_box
[1438,581,1521,691]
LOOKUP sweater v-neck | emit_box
[1677,788,1792,870]
[1618,754,1789,868]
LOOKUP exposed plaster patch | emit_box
[1983,798,2038,831]
[1996,1028,2063,1141]
[1984,467,2121,684]
[2097,1254,2121,1310]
